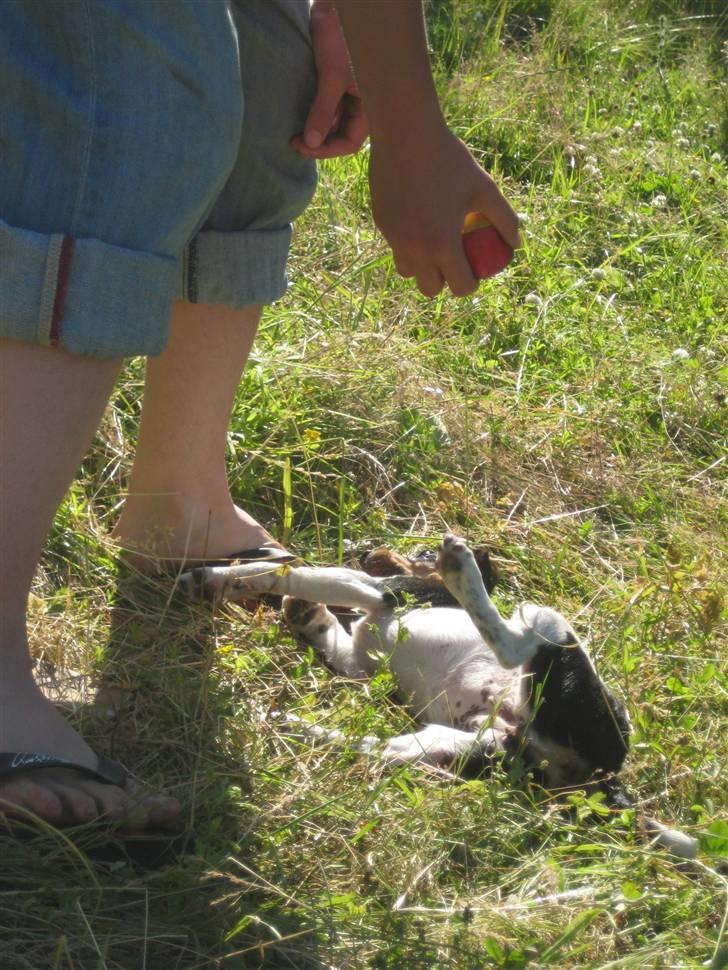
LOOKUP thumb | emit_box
[303,84,341,149]
[471,183,521,252]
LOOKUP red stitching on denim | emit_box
[50,235,75,347]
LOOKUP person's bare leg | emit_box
[0,338,179,826]
[113,301,283,568]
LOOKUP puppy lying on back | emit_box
[181,535,697,859]
[184,536,628,786]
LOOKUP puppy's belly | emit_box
[384,608,523,727]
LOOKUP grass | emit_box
[3,0,727,966]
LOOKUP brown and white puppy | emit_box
[181,535,697,859]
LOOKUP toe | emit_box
[121,782,182,830]
[0,767,181,832]
[76,778,131,821]
[143,794,182,829]
[44,781,100,824]
[0,777,65,822]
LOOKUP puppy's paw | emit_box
[179,565,272,605]
[437,534,482,598]
[179,566,220,603]
[382,724,476,767]
[282,597,336,650]
[381,730,433,765]
[438,533,471,571]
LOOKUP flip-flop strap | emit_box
[0,752,127,787]
[215,546,296,564]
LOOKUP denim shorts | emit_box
[0,0,317,359]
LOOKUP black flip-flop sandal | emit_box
[191,545,299,569]
[121,544,300,580]
[0,752,192,868]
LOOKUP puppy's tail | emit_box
[640,817,699,860]
[603,778,698,860]
[276,713,379,755]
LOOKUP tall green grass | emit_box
[4,1,726,967]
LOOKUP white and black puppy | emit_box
[182,535,630,789]
[180,535,697,859]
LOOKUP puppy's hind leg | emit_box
[283,597,375,679]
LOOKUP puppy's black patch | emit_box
[523,636,630,778]
[285,600,320,627]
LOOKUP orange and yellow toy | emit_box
[462,212,514,279]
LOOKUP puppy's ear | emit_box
[406,549,439,577]
[473,548,498,594]
[362,547,412,577]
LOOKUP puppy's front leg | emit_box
[181,561,390,612]
[438,535,538,668]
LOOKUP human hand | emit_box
[291,0,369,160]
[369,123,521,297]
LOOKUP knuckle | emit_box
[450,278,478,297]
[418,279,443,297]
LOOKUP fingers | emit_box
[391,226,479,297]
[332,95,369,153]
[414,267,446,298]
[291,94,369,159]
[301,77,346,151]
[439,241,480,297]
[396,246,474,298]
[295,0,369,160]
[392,201,517,297]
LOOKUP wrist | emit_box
[369,111,450,160]
[368,93,444,145]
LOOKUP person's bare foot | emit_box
[112,493,288,572]
[0,674,180,828]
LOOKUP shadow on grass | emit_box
[0,565,325,970]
